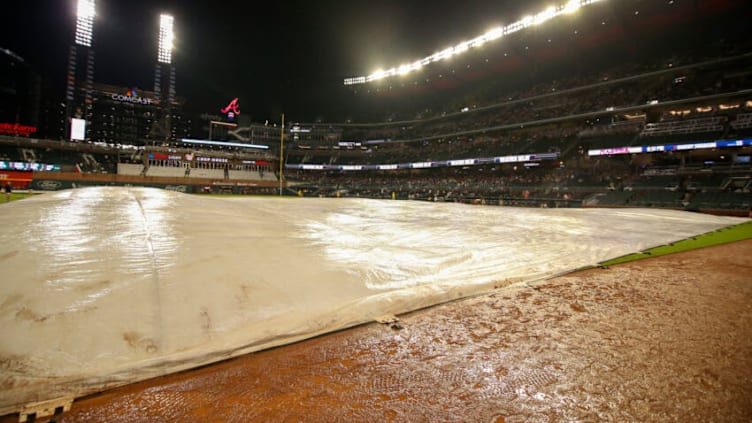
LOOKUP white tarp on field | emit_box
[0,187,746,413]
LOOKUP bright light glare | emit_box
[563,0,581,13]
[485,27,503,41]
[75,0,95,47]
[343,0,605,85]
[455,41,470,53]
[77,0,94,18]
[158,14,174,64]
[534,7,556,25]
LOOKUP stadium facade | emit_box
[85,82,191,145]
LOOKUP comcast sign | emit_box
[110,89,155,105]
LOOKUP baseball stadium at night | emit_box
[1,0,751,421]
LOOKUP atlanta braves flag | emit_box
[221,98,240,120]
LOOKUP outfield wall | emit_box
[29,171,283,194]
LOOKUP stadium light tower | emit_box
[75,0,95,47]
[158,14,174,64]
[153,14,177,143]
[343,0,609,85]
[65,0,96,140]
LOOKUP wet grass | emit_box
[600,220,752,266]
[2,193,37,203]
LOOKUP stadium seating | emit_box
[146,166,186,178]
[188,168,225,179]
[227,170,276,181]
[117,163,145,176]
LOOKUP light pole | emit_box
[279,114,284,196]
[156,14,175,143]
[65,0,96,141]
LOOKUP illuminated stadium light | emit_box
[454,41,470,54]
[563,0,582,14]
[180,138,270,150]
[343,0,608,85]
[534,7,557,25]
[158,14,174,64]
[75,0,95,47]
[484,27,504,41]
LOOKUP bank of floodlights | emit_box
[158,14,174,64]
[343,0,605,85]
[75,0,95,47]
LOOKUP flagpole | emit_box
[279,113,284,196]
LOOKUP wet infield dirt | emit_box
[3,239,751,422]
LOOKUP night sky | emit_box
[3,0,544,122]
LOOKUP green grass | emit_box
[2,193,37,203]
[600,220,752,266]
